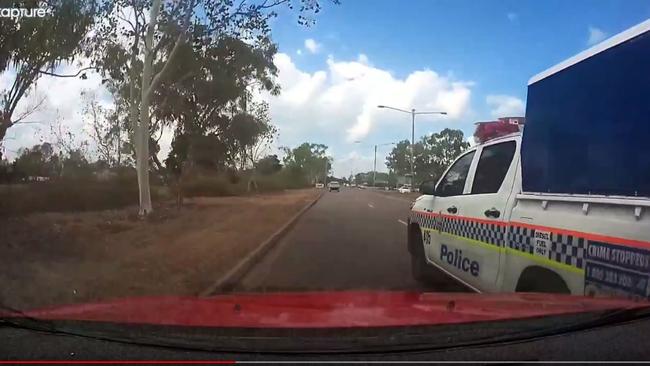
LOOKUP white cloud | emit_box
[261,53,473,176]
[335,150,377,177]
[304,38,321,54]
[296,49,302,55]
[587,26,607,45]
[486,94,525,118]
[507,12,518,22]
[266,52,472,141]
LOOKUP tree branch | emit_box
[38,66,96,78]
[207,0,287,34]
[8,67,39,117]
[232,0,288,16]
[117,5,137,34]
[144,4,194,101]
[13,94,46,124]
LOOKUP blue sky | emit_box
[274,0,650,99]
[261,0,650,176]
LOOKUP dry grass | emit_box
[0,189,319,310]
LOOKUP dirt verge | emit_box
[0,189,319,310]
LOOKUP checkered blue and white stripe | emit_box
[507,225,586,269]
[410,212,505,248]
[410,211,586,269]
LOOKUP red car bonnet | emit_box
[7,291,647,328]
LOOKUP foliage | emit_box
[417,128,470,182]
[13,143,59,178]
[353,171,391,186]
[92,0,335,214]
[9,142,96,180]
[386,129,470,184]
[256,154,282,175]
[82,90,126,167]
[282,142,331,184]
[385,140,417,177]
[0,0,98,141]
[180,167,310,198]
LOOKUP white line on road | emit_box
[397,219,407,226]
[369,190,416,203]
[368,203,375,208]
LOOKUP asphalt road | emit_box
[234,187,469,293]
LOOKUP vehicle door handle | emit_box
[484,208,501,218]
[446,206,458,214]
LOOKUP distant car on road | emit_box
[327,181,340,192]
[315,183,324,189]
[398,185,412,194]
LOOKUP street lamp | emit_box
[377,105,447,188]
[353,141,397,186]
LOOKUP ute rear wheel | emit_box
[516,266,571,294]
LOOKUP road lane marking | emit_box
[369,190,416,203]
[368,203,375,208]
[397,219,407,226]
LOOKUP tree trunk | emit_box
[175,161,187,209]
[134,0,162,216]
[151,153,168,184]
[0,114,11,142]
[247,171,258,193]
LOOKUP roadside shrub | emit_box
[0,165,313,216]
[181,175,244,197]
[0,175,168,216]
[181,168,311,197]
[255,169,310,192]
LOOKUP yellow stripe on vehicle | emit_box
[504,247,584,274]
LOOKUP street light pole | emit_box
[411,108,415,189]
[377,105,447,189]
[373,144,377,186]
[356,141,396,187]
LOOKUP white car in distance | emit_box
[398,185,412,194]
[327,181,340,192]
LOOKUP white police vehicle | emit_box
[407,19,650,298]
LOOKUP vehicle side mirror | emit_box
[419,180,436,195]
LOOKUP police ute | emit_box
[407,19,650,299]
